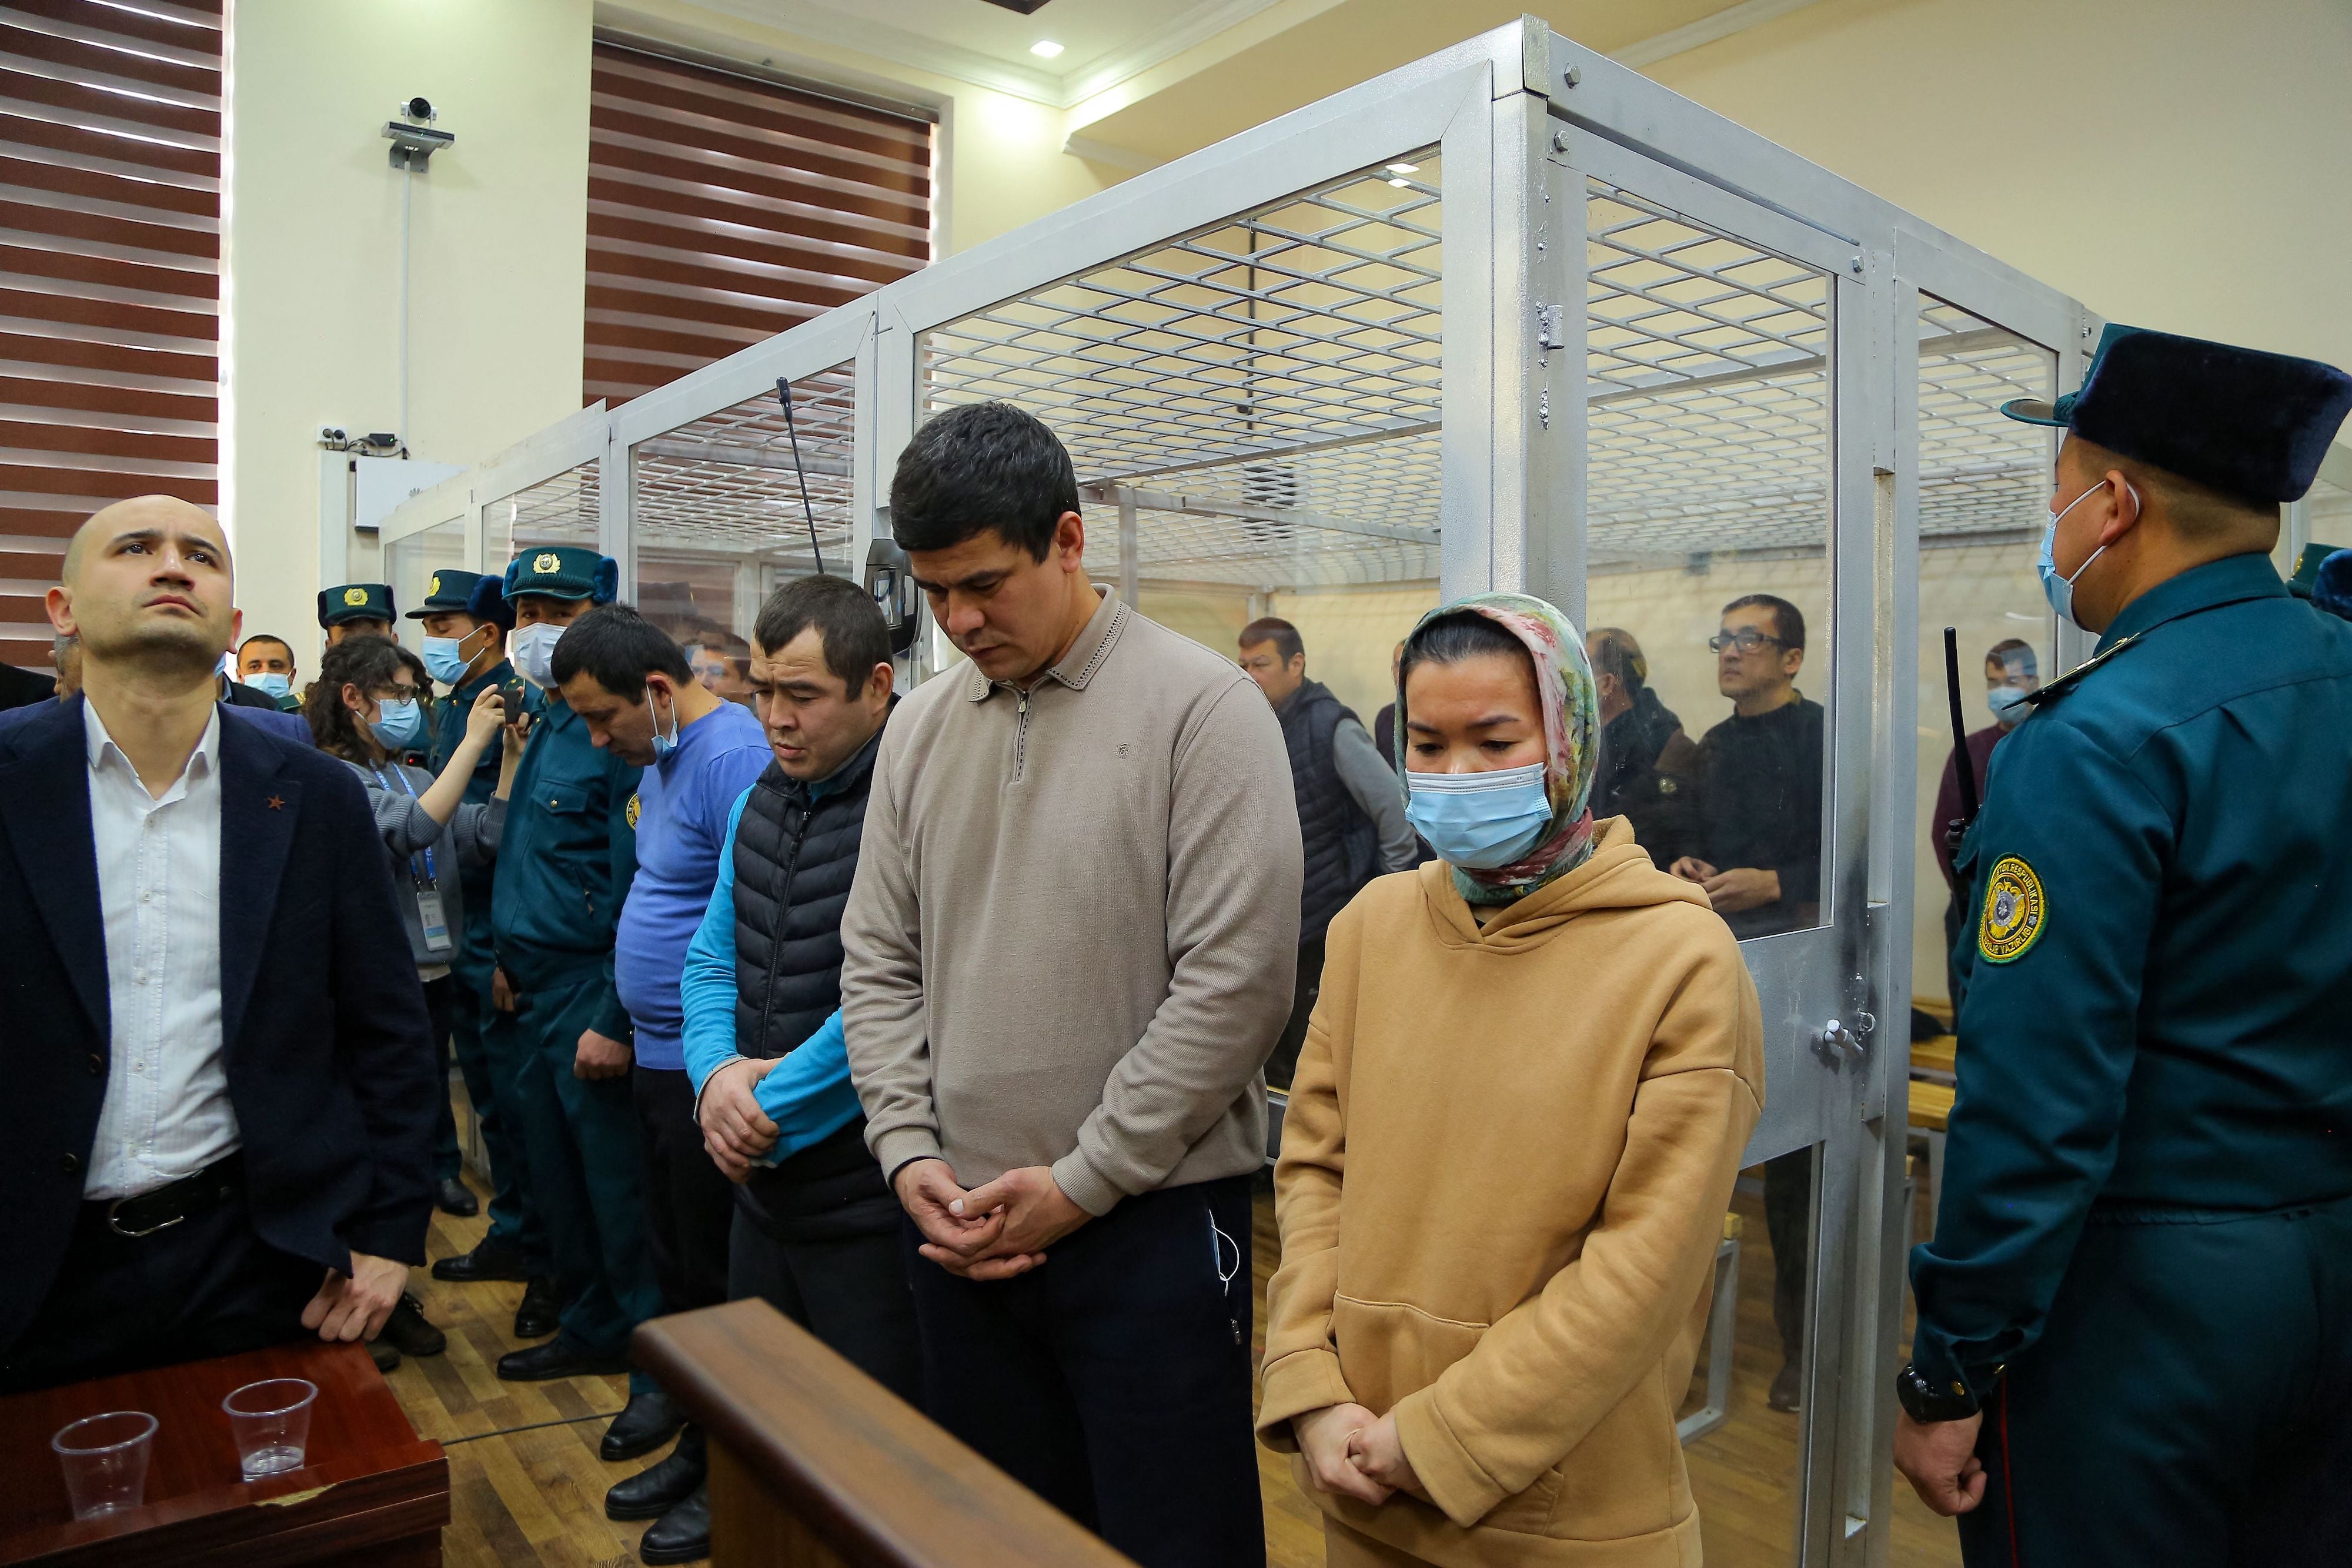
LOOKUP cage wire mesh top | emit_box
[920,153,1444,590]
[1916,298,2057,542]
[629,364,858,572]
[495,462,601,557]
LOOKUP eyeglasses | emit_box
[1708,630,1790,654]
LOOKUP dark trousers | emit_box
[449,967,549,1270]
[901,1175,1263,1568]
[425,974,461,1182]
[632,1065,734,1318]
[1265,935,1327,1091]
[508,960,662,1390]
[1763,1145,1813,1364]
[729,1208,921,1406]
[1960,1193,2352,1567]
[0,1180,319,1393]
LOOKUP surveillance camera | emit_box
[400,96,435,123]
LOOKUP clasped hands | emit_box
[700,1057,783,1182]
[1295,1403,1421,1505]
[1668,858,1780,915]
[894,1158,1088,1281]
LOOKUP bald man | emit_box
[0,496,440,1392]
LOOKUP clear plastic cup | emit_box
[220,1378,317,1480]
[51,1410,157,1519]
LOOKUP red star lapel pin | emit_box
[265,794,286,811]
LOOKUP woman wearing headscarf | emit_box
[1257,594,1765,1568]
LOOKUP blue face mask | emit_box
[2038,477,2136,627]
[1404,760,1554,870]
[421,627,482,687]
[370,697,423,751]
[1987,684,2032,726]
[648,683,680,764]
[246,671,292,703]
[510,623,563,690]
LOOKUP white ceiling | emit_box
[692,0,1303,108]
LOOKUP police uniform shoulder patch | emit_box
[342,586,369,607]
[1978,855,2047,963]
[625,792,640,830]
[533,551,563,574]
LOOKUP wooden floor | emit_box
[396,1166,1962,1568]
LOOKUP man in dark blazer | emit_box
[0,495,438,1392]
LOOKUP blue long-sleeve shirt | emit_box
[679,787,860,1165]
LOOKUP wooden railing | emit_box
[634,1300,1138,1568]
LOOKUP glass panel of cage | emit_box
[384,517,470,658]
[916,151,1445,717]
[627,362,857,708]
[490,459,602,576]
[2302,464,2352,566]
[1912,300,2057,1018]
[1577,178,1835,940]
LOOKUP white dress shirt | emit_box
[83,700,240,1201]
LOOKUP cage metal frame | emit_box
[369,21,2129,1563]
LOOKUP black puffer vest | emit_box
[729,721,896,1238]
[1278,679,1379,942]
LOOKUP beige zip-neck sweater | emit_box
[840,589,1302,1216]
[1259,821,1764,1566]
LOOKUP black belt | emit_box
[86,1151,245,1239]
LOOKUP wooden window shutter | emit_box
[586,41,933,406]
[0,0,222,674]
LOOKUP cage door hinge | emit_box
[1535,303,1566,350]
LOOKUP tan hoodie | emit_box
[1258,819,1764,1567]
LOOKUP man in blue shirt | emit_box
[624,577,913,1563]
[554,604,769,1560]
[1896,326,2352,1566]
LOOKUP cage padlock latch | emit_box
[1812,1018,1865,1069]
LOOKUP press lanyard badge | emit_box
[372,764,452,953]
[415,889,453,953]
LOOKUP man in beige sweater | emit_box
[841,402,1301,1567]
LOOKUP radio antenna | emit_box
[776,377,826,578]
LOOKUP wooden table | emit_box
[0,1340,447,1566]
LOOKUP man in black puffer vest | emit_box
[609,576,917,1564]
[1239,618,1420,1088]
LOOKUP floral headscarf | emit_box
[1397,592,1602,906]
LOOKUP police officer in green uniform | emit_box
[409,572,561,1337]
[319,581,397,646]
[1895,325,2352,1566]
[488,547,674,1462]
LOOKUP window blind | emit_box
[586,41,933,406]
[0,0,220,673]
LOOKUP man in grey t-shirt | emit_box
[842,402,1299,1567]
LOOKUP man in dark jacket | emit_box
[1586,627,1703,870]
[636,576,917,1563]
[1238,617,1418,1088]
[0,496,436,1391]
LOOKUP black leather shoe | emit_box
[513,1276,562,1340]
[368,1336,402,1374]
[601,1389,685,1462]
[432,1236,528,1283]
[606,1426,705,1520]
[497,1335,629,1382]
[434,1177,479,1217]
[1768,1359,1803,1413]
[380,1293,447,1358]
[637,1484,710,1565]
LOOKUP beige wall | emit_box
[226,0,1112,666]
[228,0,595,665]
[1266,585,1442,724]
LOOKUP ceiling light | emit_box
[1387,177,1410,188]
[1387,162,1418,175]
[1030,39,1064,58]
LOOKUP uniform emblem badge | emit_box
[533,551,563,574]
[626,793,640,830]
[429,573,442,597]
[342,587,368,607]
[1978,855,2046,963]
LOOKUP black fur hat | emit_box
[2003,325,2352,507]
